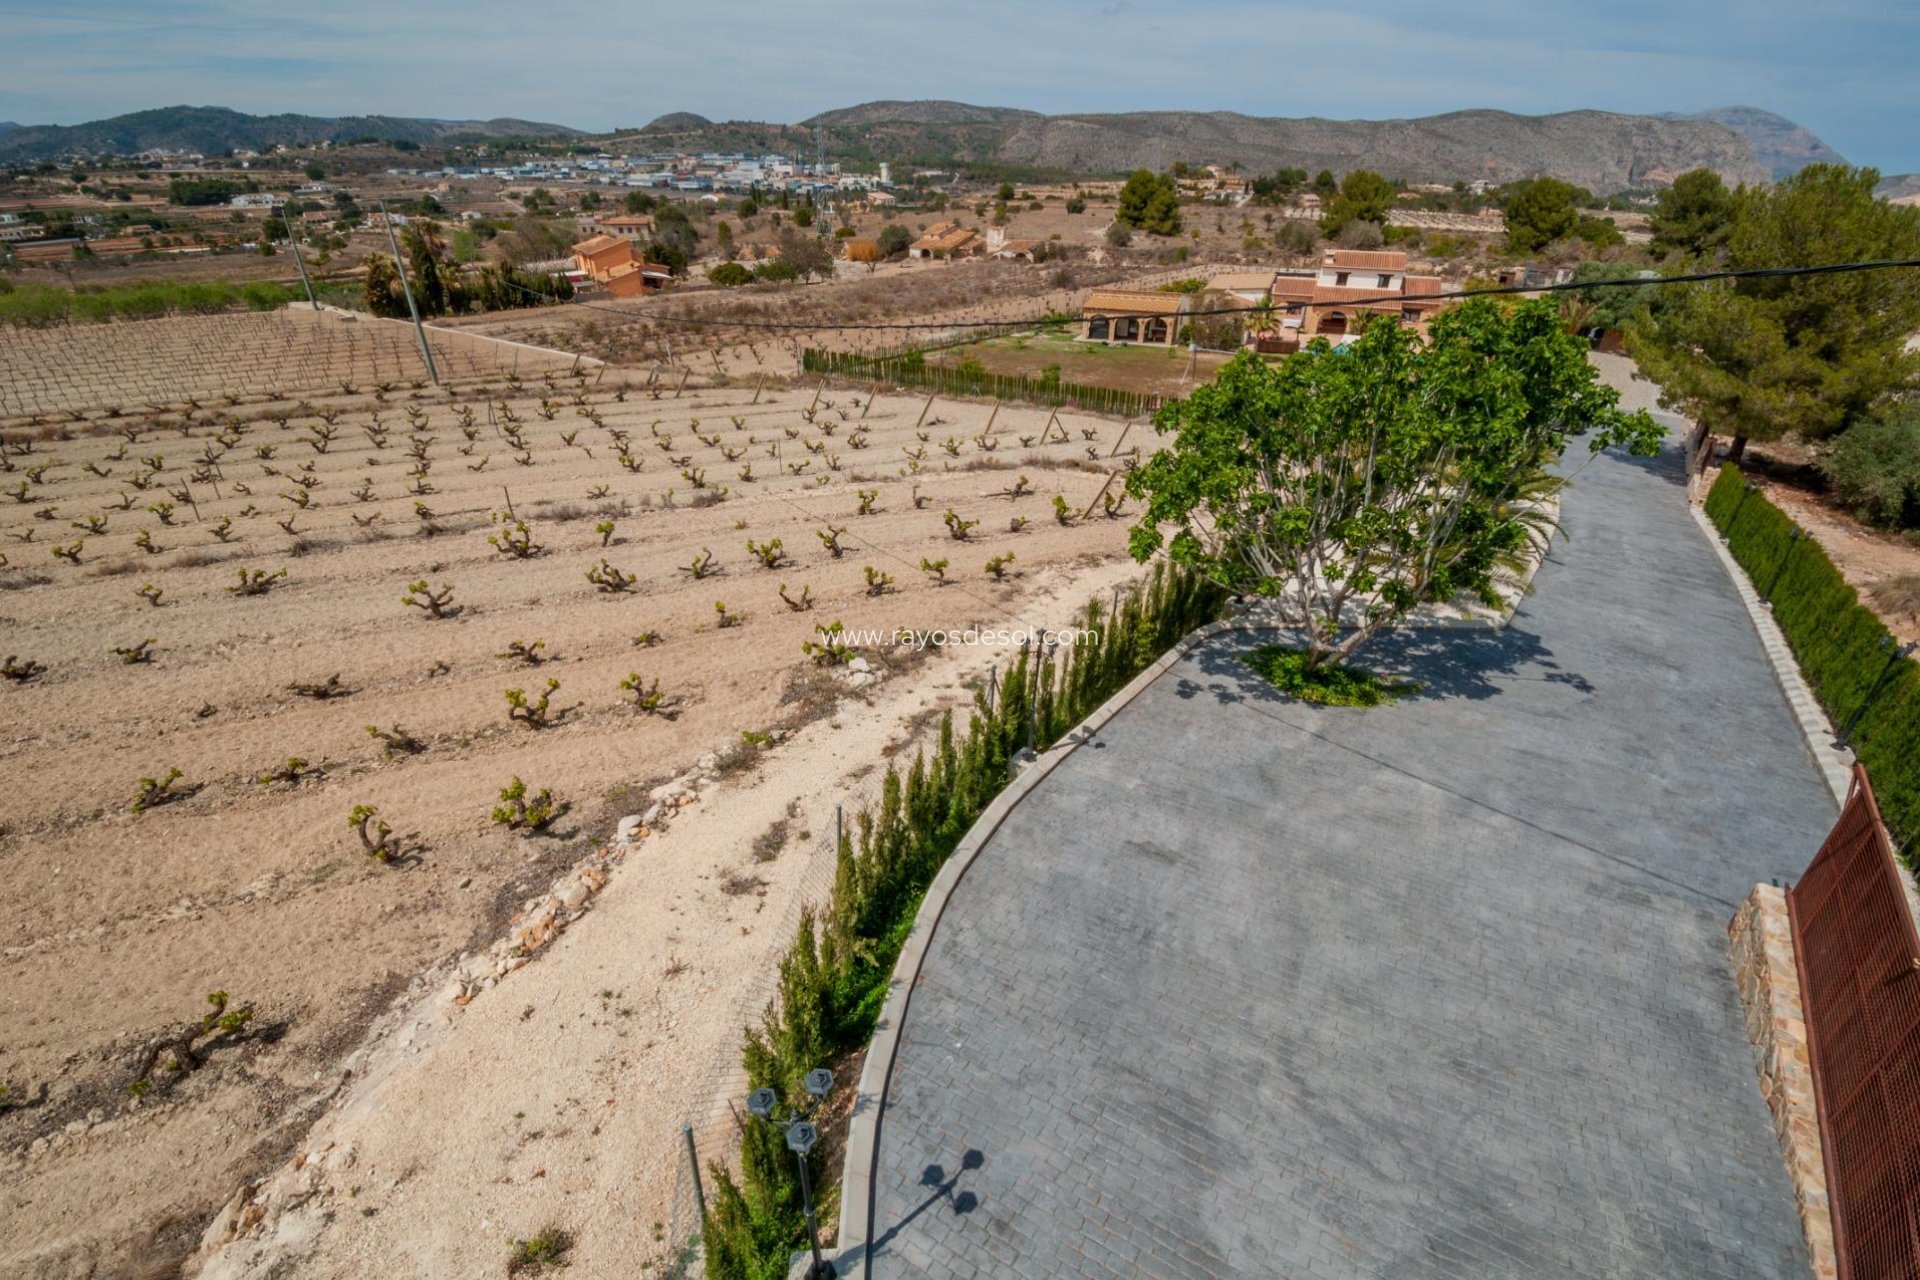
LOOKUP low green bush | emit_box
[1244,644,1418,706]
[1705,464,1920,848]
[1820,407,1920,530]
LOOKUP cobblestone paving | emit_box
[864,441,1831,1278]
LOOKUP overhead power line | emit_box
[489,256,1920,334]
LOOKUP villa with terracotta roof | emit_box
[1079,289,1189,346]
[907,221,982,259]
[602,259,674,298]
[589,213,655,242]
[571,233,637,283]
[1255,249,1449,351]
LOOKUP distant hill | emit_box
[0,105,579,160]
[1,99,1841,192]
[614,101,1774,189]
[801,100,1040,128]
[0,122,19,137]
[642,112,712,132]
[1658,106,1845,179]
[989,107,1770,189]
[1877,173,1920,202]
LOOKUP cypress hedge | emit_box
[702,563,1224,1277]
[1704,464,1920,849]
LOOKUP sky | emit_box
[1,0,1915,173]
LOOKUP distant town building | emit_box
[907,220,981,259]
[985,227,1041,262]
[586,213,655,241]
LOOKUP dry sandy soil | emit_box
[0,311,1155,1277]
[1739,452,1920,646]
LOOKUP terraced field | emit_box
[0,319,1149,1275]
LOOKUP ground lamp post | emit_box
[747,1067,836,1280]
[1837,636,1918,749]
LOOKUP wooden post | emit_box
[861,382,878,419]
[1078,468,1121,522]
[983,401,999,436]
[674,368,689,399]
[1108,418,1136,458]
[809,379,825,414]
[501,485,515,519]
[752,372,766,405]
[915,393,937,430]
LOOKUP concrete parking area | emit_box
[859,436,1831,1278]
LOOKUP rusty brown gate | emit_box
[1788,765,1920,1279]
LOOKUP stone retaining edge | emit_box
[1689,504,1853,807]
[1729,885,1837,1280]
[830,615,1243,1275]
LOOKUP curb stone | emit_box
[832,615,1242,1274]
[1689,505,1852,807]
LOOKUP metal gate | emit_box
[1788,765,1920,1279]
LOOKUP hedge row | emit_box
[1704,464,1920,849]
[702,562,1225,1278]
[802,346,1161,420]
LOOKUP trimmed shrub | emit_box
[1705,464,1920,848]
[700,563,1224,1276]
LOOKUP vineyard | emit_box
[0,314,1156,1276]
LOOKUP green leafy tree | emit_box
[1628,164,1920,459]
[1125,299,1659,670]
[362,252,408,318]
[876,223,913,257]
[1568,260,1661,331]
[400,220,463,316]
[1649,168,1734,261]
[646,202,700,275]
[1116,170,1181,236]
[1319,170,1394,239]
[777,228,834,281]
[1504,178,1582,253]
[1311,169,1339,200]
[1820,402,1920,528]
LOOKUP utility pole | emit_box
[282,204,318,309]
[377,201,439,384]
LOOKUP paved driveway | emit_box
[860,440,1832,1278]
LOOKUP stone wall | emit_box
[1728,883,1836,1280]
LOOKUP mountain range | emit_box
[0,106,578,161]
[0,100,1873,193]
